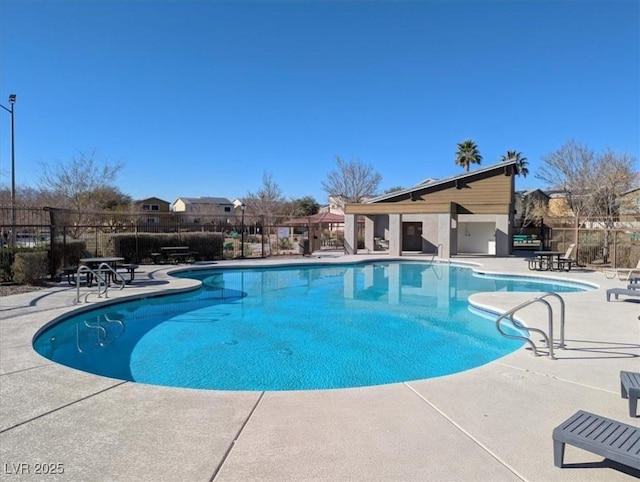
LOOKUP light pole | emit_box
[0,94,16,247]
[240,203,246,259]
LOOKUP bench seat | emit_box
[168,252,194,264]
[526,257,545,270]
[61,266,78,285]
[118,263,139,283]
[61,266,98,286]
[150,253,163,264]
[553,410,640,470]
[556,257,574,271]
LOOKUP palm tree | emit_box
[500,150,529,177]
[455,139,482,172]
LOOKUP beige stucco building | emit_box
[172,197,234,223]
[344,160,518,258]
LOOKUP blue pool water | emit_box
[33,262,592,391]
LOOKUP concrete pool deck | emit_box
[1,254,638,481]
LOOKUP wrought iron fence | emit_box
[0,205,51,248]
[5,206,640,282]
[0,206,347,281]
[546,217,640,268]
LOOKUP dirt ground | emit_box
[0,282,52,297]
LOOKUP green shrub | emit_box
[1,247,51,282]
[110,232,225,262]
[278,237,292,249]
[12,252,49,285]
[0,249,14,282]
[182,232,224,261]
[54,240,87,271]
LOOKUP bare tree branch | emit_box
[37,150,124,237]
[321,156,382,206]
[536,140,596,222]
[519,192,548,228]
[244,172,286,225]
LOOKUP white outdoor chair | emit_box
[557,243,576,271]
[604,259,640,281]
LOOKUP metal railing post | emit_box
[494,292,566,359]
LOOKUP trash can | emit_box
[299,240,310,255]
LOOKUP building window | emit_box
[142,204,160,211]
[224,206,231,213]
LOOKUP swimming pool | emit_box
[33,262,592,391]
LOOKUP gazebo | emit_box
[282,212,345,252]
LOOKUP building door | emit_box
[402,222,422,251]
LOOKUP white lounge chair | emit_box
[604,260,640,281]
[557,243,576,271]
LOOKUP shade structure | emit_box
[282,212,345,225]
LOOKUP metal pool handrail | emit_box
[75,265,108,303]
[74,263,125,303]
[495,292,566,359]
[430,243,444,263]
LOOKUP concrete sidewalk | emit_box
[1,256,638,481]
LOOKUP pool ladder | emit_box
[495,292,566,359]
[76,313,126,353]
[75,263,126,303]
[428,244,451,279]
[429,243,442,263]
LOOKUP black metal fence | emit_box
[0,205,346,282]
[3,205,640,282]
[546,219,640,269]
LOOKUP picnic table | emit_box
[151,246,196,264]
[80,256,124,268]
[79,256,125,285]
[528,251,563,271]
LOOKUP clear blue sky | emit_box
[1,0,638,206]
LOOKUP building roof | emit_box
[623,186,640,196]
[516,189,550,199]
[413,177,439,187]
[173,197,233,205]
[366,160,517,204]
[134,197,170,205]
